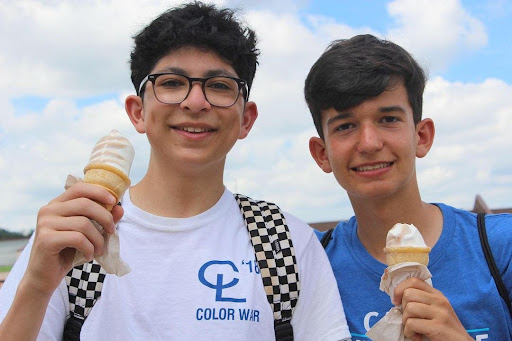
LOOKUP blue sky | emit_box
[0,0,511,233]
[302,0,512,83]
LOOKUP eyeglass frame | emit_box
[137,72,249,108]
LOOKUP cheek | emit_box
[330,167,352,192]
[227,113,244,135]
[325,139,349,162]
[400,135,418,160]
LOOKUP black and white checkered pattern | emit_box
[235,194,300,323]
[65,260,107,320]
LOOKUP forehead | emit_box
[322,83,412,121]
[151,46,238,78]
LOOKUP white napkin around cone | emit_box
[366,262,432,341]
[65,174,131,276]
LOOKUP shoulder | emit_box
[436,203,512,244]
[437,203,512,235]
[231,192,318,254]
[233,192,314,238]
[480,212,512,249]
[482,211,512,230]
[280,210,317,255]
[438,203,512,269]
[322,219,352,247]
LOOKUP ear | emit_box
[125,95,146,134]
[238,101,258,139]
[415,118,435,158]
[309,136,333,173]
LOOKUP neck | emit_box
[349,185,443,263]
[129,155,226,218]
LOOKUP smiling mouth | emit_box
[173,126,216,133]
[353,162,393,172]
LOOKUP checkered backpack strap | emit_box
[234,193,300,341]
[63,260,107,341]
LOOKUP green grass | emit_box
[0,265,13,272]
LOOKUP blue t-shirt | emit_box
[316,203,512,340]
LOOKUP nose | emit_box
[180,82,211,112]
[356,123,383,153]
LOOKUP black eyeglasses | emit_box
[138,73,249,108]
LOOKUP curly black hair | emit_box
[130,1,259,100]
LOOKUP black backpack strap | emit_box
[320,228,334,248]
[63,260,107,340]
[477,212,512,318]
[235,193,299,341]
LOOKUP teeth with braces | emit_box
[355,163,392,171]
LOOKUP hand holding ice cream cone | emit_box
[366,223,432,341]
[66,130,135,276]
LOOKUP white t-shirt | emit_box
[0,188,350,340]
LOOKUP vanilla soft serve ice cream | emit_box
[385,223,428,248]
[383,223,431,266]
[85,129,135,176]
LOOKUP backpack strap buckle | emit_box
[274,320,294,341]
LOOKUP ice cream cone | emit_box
[383,246,431,266]
[84,163,131,211]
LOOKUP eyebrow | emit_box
[326,112,353,126]
[155,67,237,78]
[326,105,407,126]
[379,105,407,114]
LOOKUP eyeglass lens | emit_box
[153,74,241,107]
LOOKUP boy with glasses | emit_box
[0,3,350,340]
[305,34,512,340]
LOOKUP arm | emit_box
[393,277,473,341]
[0,182,121,340]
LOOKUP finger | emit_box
[402,287,426,308]
[36,214,106,256]
[401,284,447,313]
[393,277,435,305]
[53,217,106,255]
[402,300,435,321]
[39,196,117,234]
[403,315,435,340]
[51,182,117,208]
[55,231,97,261]
[61,197,116,234]
[403,321,424,341]
[34,229,97,262]
[111,204,124,226]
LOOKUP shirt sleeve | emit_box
[285,214,351,341]
[0,235,35,322]
[0,234,69,340]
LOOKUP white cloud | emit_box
[418,76,512,209]
[0,0,187,97]
[0,0,510,234]
[386,0,487,73]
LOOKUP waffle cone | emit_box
[84,164,130,211]
[383,246,431,266]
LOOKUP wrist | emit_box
[18,273,57,299]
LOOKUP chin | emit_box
[347,184,400,201]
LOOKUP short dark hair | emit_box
[304,34,426,139]
[130,1,259,100]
